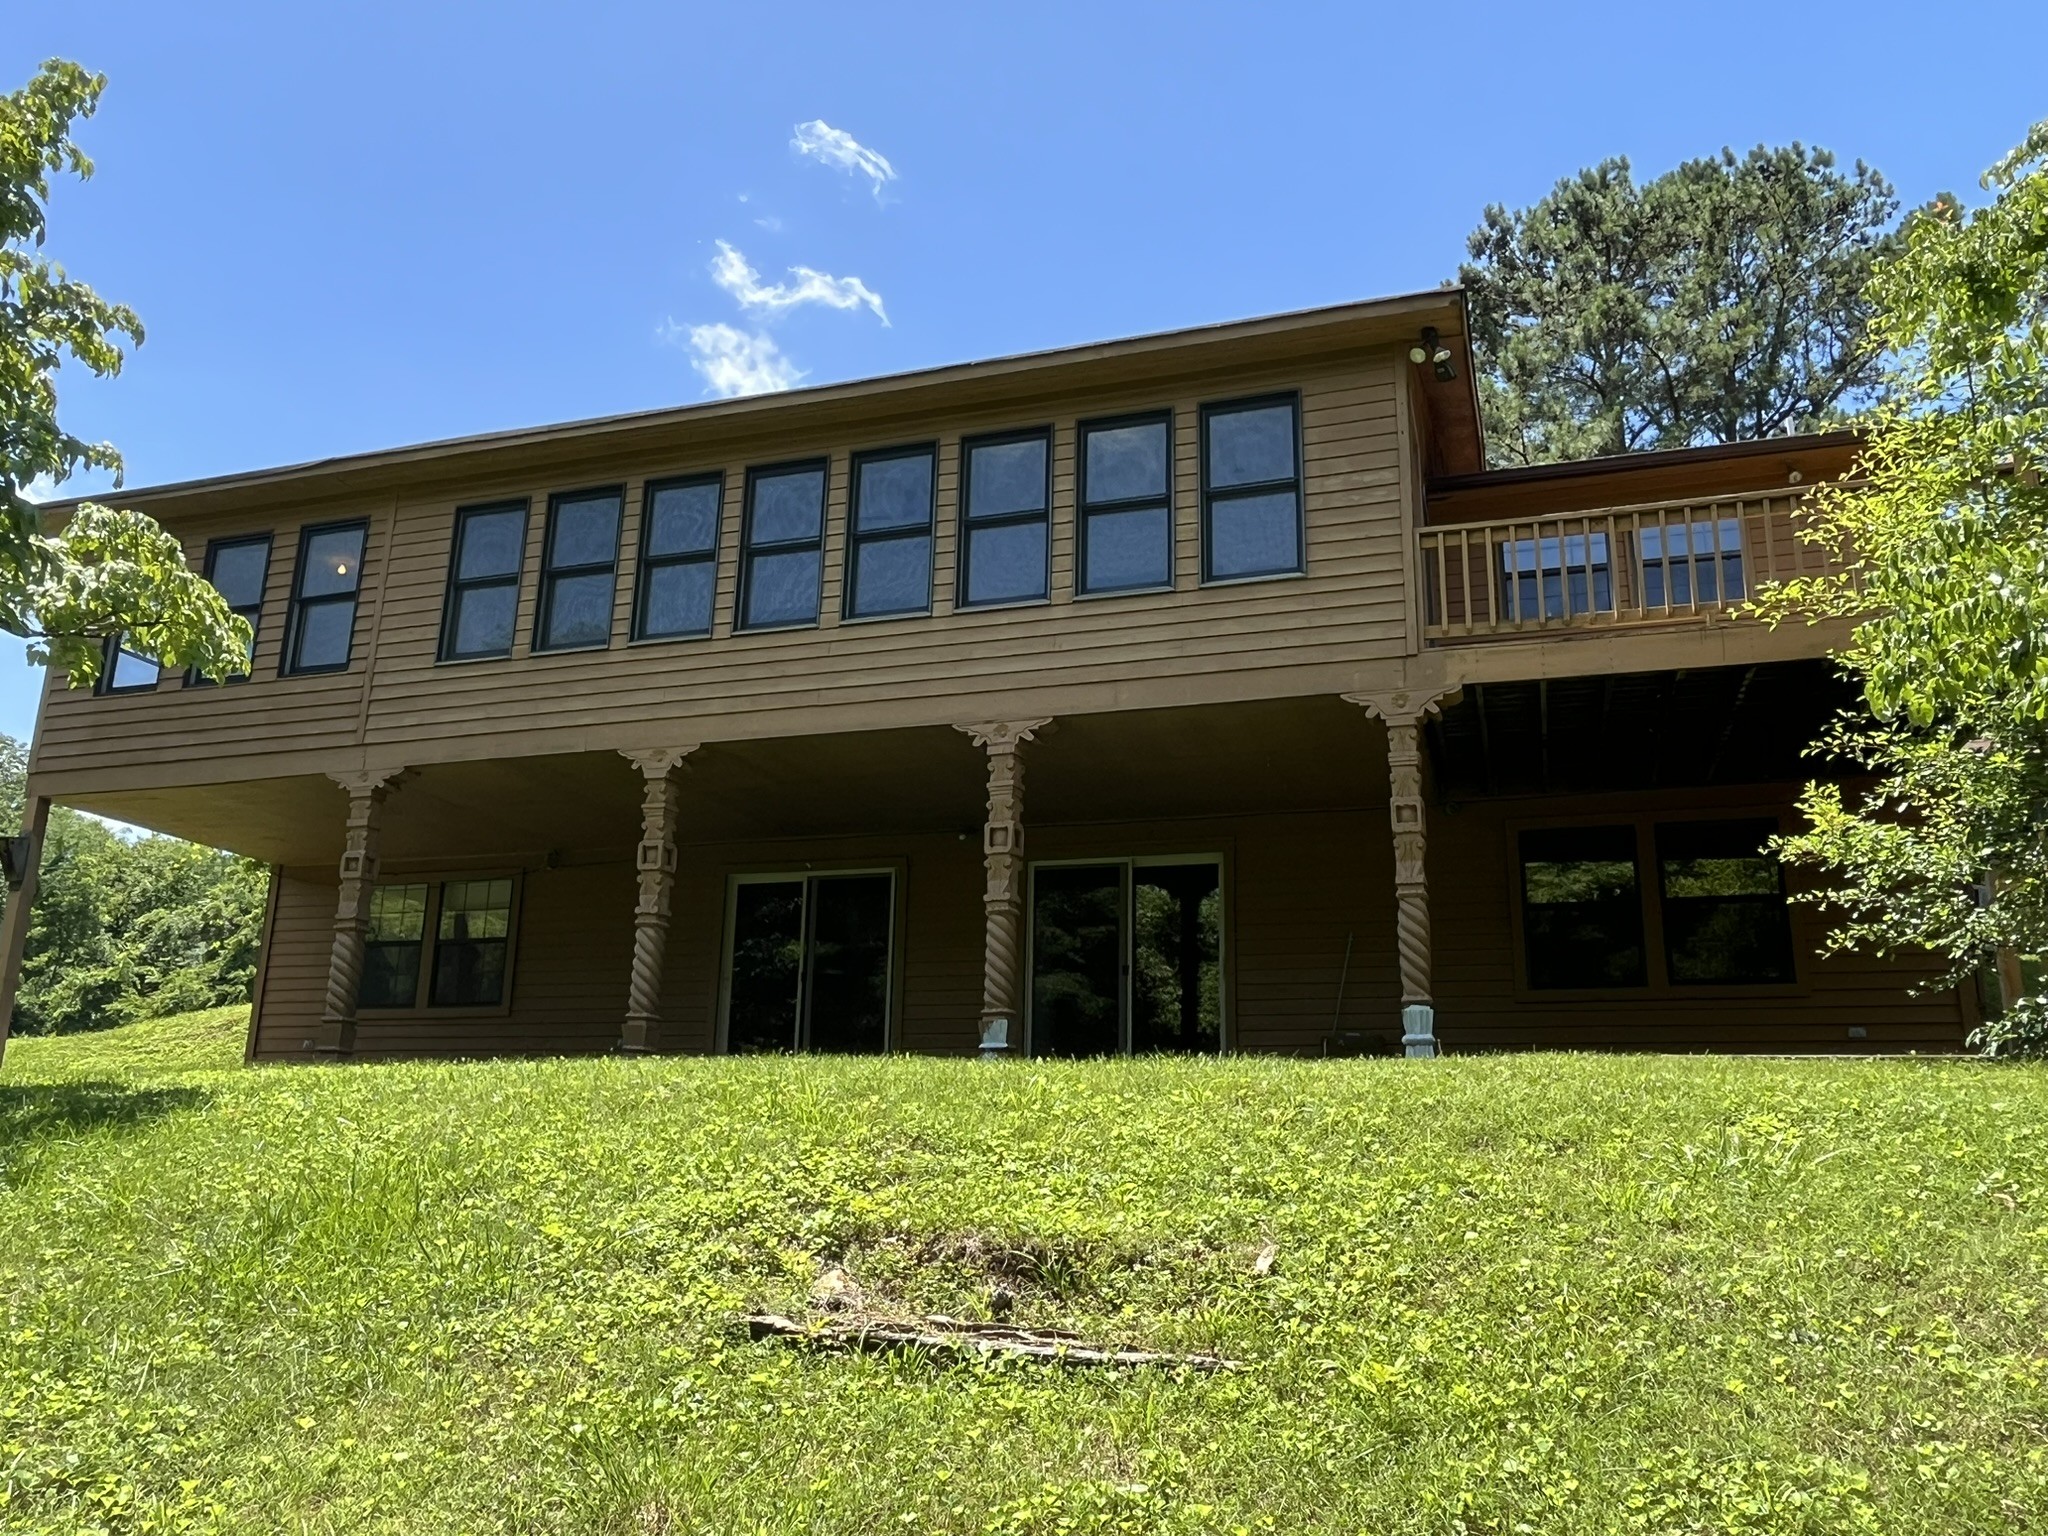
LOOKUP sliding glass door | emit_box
[723,871,893,1053]
[1029,857,1223,1057]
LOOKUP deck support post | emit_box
[318,769,410,1058]
[0,793,53,1067]
[1343,688,1460,1057]
[620,746,699,1054]
[956,719,1054,1059]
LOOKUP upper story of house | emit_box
[25,290,1857,800]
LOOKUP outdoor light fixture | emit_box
[1408,327,1458,383]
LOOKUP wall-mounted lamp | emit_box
[1408,326,1458,383]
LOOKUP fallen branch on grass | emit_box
[739,1312,1241,1373]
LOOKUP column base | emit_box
[978,1015,1012,1059]
[1401,1004,1437,1059]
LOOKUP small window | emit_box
[429,877,515,1007]
[1640,519,1745,609]
[1079,413,1172,595]
[1656,819,1795,985]
[536,487,622,652]
[845,445,935,619]
[441,502,529,661]
[1519,826,1646,989]
[189,534,271,684]
[1500,533,1613,620]
[360,883,429,1008]
[95,637,161,695]
[1201,395,1302,582]
[634,474,722,640]
[959,429,1050,607]
[283,521,368,675]
[738,461,827,631]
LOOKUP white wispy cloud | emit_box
[709,240,888,325]
[660,320,804,398]
[791,120,897,198]
[753,215,783,232]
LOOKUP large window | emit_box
[189,534,271,683]
[1201,395,1302,582]
[358,877,518,1011]
[844,445,935,619]
[440,502,529,661]
[283,520,368,675]
[1518,826,1646,989]
[959,429,1050,607]
[723,871,893,1053]
[634,474,722,640]
[1640,519,1745,609]
[1079,413,1172,595]
[1500,532,1613,621]
[535,488,622,651]
[1030,857,1223,1057]
[94,638,160,695]
[738,460,827,630]
[1656,819,1795,984]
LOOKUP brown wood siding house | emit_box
[0,294,1972,1061]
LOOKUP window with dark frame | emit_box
[1640,519,1746,608]
[535,487,622,652]
[1079,413,1173,595]
[94,637,161,695]
[430,878,515,1007]
[1518,825,1647,989]
[282,520,368,675]
[634,474,723,640]
[440,502,528,661]
[1201,395,1303,582]
[360,883,429,1008]
[1499,532,1613,620]
[1656,818,1796,985]
[738,461,827,631]
[844,444,935,619]
[188,534,271,685]
[959,428,1050,607]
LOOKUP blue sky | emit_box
[6,0,2044,745]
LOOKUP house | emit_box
[0,292,1972,1061]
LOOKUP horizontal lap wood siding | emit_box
[36,360,1410,785]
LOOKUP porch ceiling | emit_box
[58,694,1390,868]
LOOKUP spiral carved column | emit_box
[956,718,1053,1057]
[1342,688,1460,1058]
[620,746,699,1054]
[318,768,409,1058]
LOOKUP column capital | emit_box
[1341,686,1462,725]
[620,745,701,780]
[328,766,413,799]
[955,718,1055,752]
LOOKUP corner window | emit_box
[441,502,528,661]
[189,534,271,684]
[358,877,517,1011]
[1518,826,1646,989]
[845,445,935,619]
[283,520,368,675]
[95,638,161,695]
[535,487,622,652]
[1079,413,1172,595]
[959,429,1050,607]
[634,474,722,640]
[1201,395,1302,582]
[1501,533,1612,621]
[738,461,827,631]
[1656,819,1794,984]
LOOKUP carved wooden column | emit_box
[620,746,699,1053]
[319,768,410,1058]
[0,793,52,1066]
[956,719,1054,1057]
[1343,688,1460,1057]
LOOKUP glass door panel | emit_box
[728,881,805,1052]
[1131,862,1223,1053]
[1031,864,1125,1058]
[805,874,892,1052]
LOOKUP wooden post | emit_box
[0,793,52,1067]
[955,719,1054,1058]
[1343,688,1460,1057]
[318,768,409,1058]
[620,746,699,1053]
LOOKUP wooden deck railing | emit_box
[1418,488,1847,641]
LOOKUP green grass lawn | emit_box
[2,1011,2044,1534]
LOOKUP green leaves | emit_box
[1,60,245,689]
[1460,145,1900,465]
